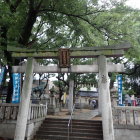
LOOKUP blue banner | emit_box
[0,67,5,85]
[12,73,21,103]
[117,75,123,105]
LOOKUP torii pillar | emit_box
[68,80,74,113]
[14,58,34,140]
[98,55,114,140]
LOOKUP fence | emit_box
[0,103,47,121]
[28,104,47,121]
[113,106,140,126]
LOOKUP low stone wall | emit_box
[0,120,16,139]
[26,118,45,140]
[114,128,140,140]
[0,118,45,140]
[0,103,47,140]
[113,106,140,126]
[113,106,140,140]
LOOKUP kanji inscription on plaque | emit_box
[59,48,70,68]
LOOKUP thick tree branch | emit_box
[39,8,105,16]
[18,0,44,46]
[57,74,69,87]
[18,0,37,45]
[36,0,43,11]
[27,20,45,46]
[39,9,102,32]
[5,0,22,12]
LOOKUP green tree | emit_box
[0,0,140,102]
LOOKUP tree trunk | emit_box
[1,26,14,103]
[18,7,37,45]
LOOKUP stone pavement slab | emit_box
[47,108,101,120]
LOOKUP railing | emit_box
[113,106,140,127]
[28,104,47,121]
[68,104,75,140]
[0,103,47,122]
[0,103,19,120]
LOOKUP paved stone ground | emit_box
[73,109,99,120]
[47,108,101,120]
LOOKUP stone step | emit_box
[39,127,103,133]
[33,118,103,140]
[46,118,102,123]
[44,120,102,125]
[36,130,103,138]
[41,123,102,129]
[34,134,103,140]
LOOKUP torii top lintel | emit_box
[7,42,131,58]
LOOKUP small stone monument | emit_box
[47,86,59,115]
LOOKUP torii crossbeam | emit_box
[8,42,130,58]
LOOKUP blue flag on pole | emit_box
[117,75,123,105]
[12,73,21,103]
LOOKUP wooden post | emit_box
[98,55,114,140]
[14,58,34,140]
[68,80,74,113]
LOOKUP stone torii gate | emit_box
[8,42,131,140]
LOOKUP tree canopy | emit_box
[0,0,138,50]
[0,0,140,101]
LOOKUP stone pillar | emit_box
[98,84,102,115]
[50,95,56,106]
[68,80,74,113]
[14,58,34,140]
[98,55,114,140]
